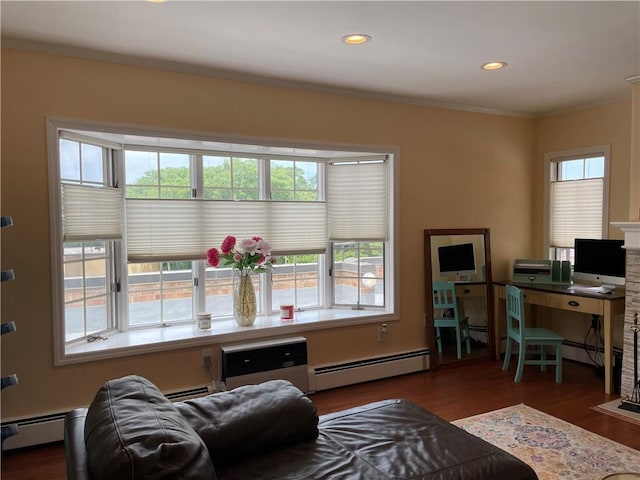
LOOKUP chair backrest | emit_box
[432,281,459,319]
[505,284,525,336]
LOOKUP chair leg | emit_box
[555,341,563,383]
[464,324,471,355]
[454,326,462,359]
[436,327,443,353]
[541,345,547,372]
[514,341,526,383]
[502,337,512,372]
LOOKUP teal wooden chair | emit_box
[433,281,471,359]
[502,284,564,383]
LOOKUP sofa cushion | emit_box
[214,399,538,480]
[84,375,215,480]
[175,379,318,467]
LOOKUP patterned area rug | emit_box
[452,404,640,480]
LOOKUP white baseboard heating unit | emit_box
[307,349,429,393]
[220,336,309,393]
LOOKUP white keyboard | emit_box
[568,284,615,294]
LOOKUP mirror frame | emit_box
[424,228,495,368]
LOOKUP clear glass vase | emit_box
[233,271,257,326]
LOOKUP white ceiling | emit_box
[2,1,639,116]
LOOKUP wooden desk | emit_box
[493,281,625,394]
[455,282,486,299]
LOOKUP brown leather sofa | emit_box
[64,376,538,480]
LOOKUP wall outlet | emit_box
[377,323,388,342]
[201,348,213,368]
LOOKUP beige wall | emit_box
[0,45,587,420]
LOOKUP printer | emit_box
[512,259,571,284]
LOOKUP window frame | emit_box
[48,117,399,365]
[543,144,611,260]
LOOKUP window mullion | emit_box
[194,260,205,317]
[193,154,206,318]
[261,158,272,312]
[111,149,129,333]
[261,157,270,200]
[115,240,129,333]
[191,154,202,198]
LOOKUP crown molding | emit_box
[536,94,633,118]
[2,37,533,118]
[5,36,632,119]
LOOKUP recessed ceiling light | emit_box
[482,61,508,71]
[341,34,371,45]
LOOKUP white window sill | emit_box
[60,309,397,365]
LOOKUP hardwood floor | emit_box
[2,359,638,479]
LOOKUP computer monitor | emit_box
[573,238,626,287]
[437,242,476,280]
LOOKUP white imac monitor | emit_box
[437,242,476,281]
[572,238,626,287]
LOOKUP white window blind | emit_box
[549,178,603,248]
[126,199,327,261]
[327,161,388,241]
[61,183,123,241]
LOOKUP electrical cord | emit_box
[584,323,603,368]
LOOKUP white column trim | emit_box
[612,222,640,249]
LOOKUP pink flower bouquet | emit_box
[206,236,275,274]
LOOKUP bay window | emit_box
[48,118,397,364]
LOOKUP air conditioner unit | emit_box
[220,336,308,393]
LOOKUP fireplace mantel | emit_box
[612,222,640,250]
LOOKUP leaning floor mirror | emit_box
[424,228,495,367]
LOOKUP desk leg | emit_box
[603,302,614,395]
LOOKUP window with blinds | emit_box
[49,119,396,359]
[546,146,610,262]
[57,135,120,343]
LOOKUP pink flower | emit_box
[258,256,266,264]
[256,239,271,255]
[233,253,242,262]
[220,235,236,254]
[206,248,220,267]
[239,238,258,254]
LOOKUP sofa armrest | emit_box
[64,408,91,480]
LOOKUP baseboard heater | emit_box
[308,349,430,393]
